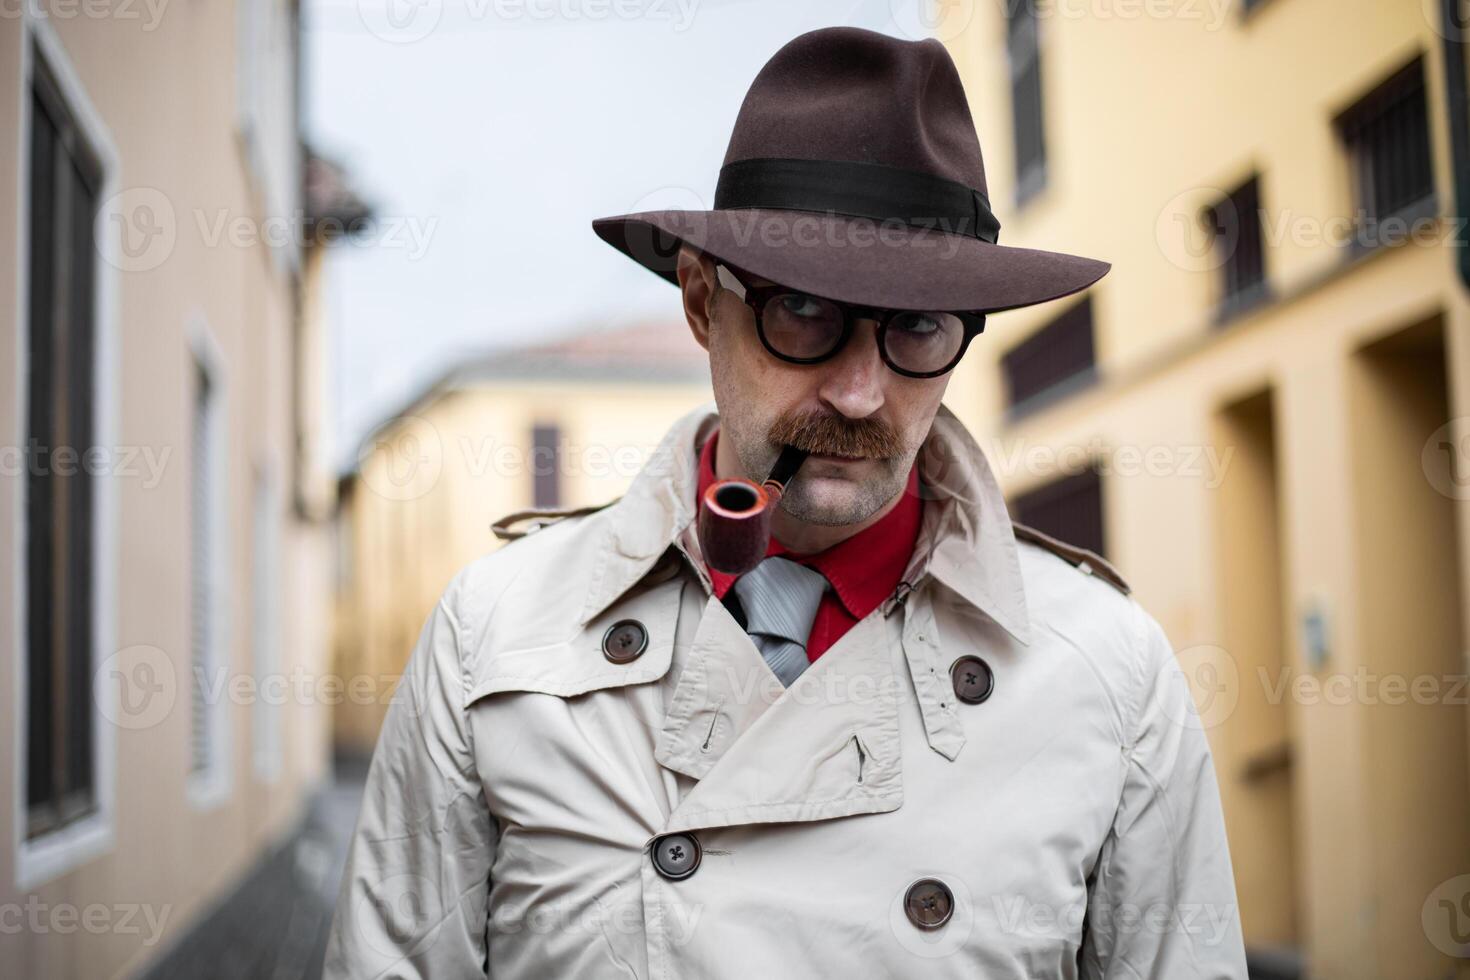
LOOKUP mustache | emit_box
[768,409,904,459]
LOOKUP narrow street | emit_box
[141,763,367,980]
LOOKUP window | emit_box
[1001,296,1096,413]
[531,423,561,508]
[1012,468,1107,558]
[1006,0,1047,206]
[1205,175,1268,318]
[188,321,230,806]
[24,42,104,841]
[1335,55,1435,252]
[250,466,280,782]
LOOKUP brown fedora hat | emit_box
[592,25,1109,315]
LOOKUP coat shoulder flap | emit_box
[1011,521,1131,596]
[490,497,621,542]
[460,500,681,705]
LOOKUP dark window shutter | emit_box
[1001,296,1096,410]
[1336,56,1435,240]
[1012,468,1107,559]
[531,423,561,509]
[25,51,102,834]
[1006,0,1047,202]
[190,360,214,775]
[1206,175,1268,315]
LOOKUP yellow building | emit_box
[941,1,1470,976]
[332,319,713,754]
[0,3,350,976]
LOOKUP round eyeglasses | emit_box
[714,262,986,379]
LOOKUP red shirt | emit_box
[695,428,923,662]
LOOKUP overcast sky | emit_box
[303,0,943,466]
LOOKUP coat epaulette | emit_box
[491,499,619,542]
[1011,521,1131,596]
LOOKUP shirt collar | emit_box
[694,428,922,622]
[576,399,1031,646]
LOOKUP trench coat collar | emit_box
[576,399,1031,647]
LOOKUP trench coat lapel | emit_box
[660,606,904,833]
[573,399,1032,830]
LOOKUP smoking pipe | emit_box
[696,443,810,575]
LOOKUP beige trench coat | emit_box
[323,400,1247,979]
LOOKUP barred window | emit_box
[532,422,561,508]
[1012,468,1107,559]
[25,46,103,839]
[1335,55,1435,251]
[1206,175,1268,317]
[1006,0,1047,205]
[1001,296,1096,412]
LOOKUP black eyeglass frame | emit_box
[714,262,987,379]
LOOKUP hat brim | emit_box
[592,208,1109,315]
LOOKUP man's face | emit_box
[678,248,953,528]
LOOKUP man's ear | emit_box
[676,245,717,352]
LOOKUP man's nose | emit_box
[816,318,886,418]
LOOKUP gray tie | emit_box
[732,556,830,687]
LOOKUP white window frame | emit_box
[186,313,233,811]
[12,11,122,891]
[250,461,281,783]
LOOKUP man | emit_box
[324,25,1247,979]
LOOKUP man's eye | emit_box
[894,314,942,336]
[778,294,826,319]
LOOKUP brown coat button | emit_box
[651,832,701,880]
[602,619,648,664]
[904,877,954,929]
[949,655,994,704]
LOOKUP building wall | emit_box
[945,1,1470,976]
[333,379,713,756]
[0,4,333,978]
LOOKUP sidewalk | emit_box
[139,762,367,980]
